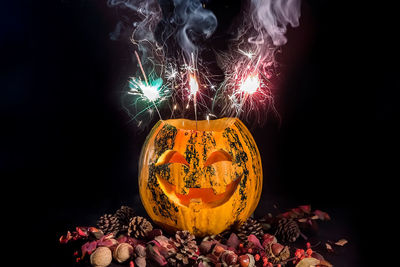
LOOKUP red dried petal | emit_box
[227,233,240,249]
[280,211,292,218]
[262,234,276,248]
[76,227,88,237]
[314,210,331,220]
[298,205,311,214]
[89,227,100,233]
[59,231,72,244]
[98,239,116,248]
[247,235,263,250]
[146,245,167,266]
[81,241,97,258]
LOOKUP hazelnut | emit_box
[90,247,112,267]
[113,243,134,263]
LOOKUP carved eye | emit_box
[204,149,232,167]
[155,150,189,166]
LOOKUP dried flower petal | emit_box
[313,210,330,221]
[76,227,89,237]
[59,231,72,244]
[81,241,97,258]
[299,205,311,214]
[325,243,334,253]
[334,239,348,246]
[295,257,320,267]
[146,244,167,266]
[227,233,240,249]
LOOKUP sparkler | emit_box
[189,74,199,129]
[211,45,278,124]
[133,51,163,121]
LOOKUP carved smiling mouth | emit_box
[156,174,242,208]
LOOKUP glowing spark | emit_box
[238,49,255,59]
[189,75,199,95]
[142,84,159,101]
[129,78,162,102]
[240,73,260,95]
[166,67,178,81]
[188,73,199,130]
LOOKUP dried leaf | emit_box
[299,205,312,214]
[146,244,167,266]
[247,234,263,250]
[262,234,276,248]
[314,210,331,221]
[295,257,320,267]
[97,238,117,248]
[227,233,240,249]
[318,259,333,267]
[291,208,304,216]
[325,243,334,252]
[76,227,88,237]
[335,239,348,246]
[154,235,170,248]
[81,241,97,258]
[280,210,299,219]
[311,252,324,261]
[59,231,72,244]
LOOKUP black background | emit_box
[1,0,388,266]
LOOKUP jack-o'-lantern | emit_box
[138,117,262,236]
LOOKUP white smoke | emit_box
[249,0,301,46]
[172,0,218,57]
[107,0,161,42]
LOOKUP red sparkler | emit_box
[239,72,260,95]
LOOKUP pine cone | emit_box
[115,206,135,232]
[168,230,198,266]
[97,214,121,235]
[237,217,264,241]
[275,218,300,243]
[127,216,153,239]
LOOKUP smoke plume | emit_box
[248,0,301,46]
[171,0,217,57]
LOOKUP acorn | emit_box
[271,243,284,255]
[239,254,255,267]
[90,247,112,267]
[239,254,250,267]
[113,243,134,263]
[221,250,238,266]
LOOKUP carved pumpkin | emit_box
[138,117,262,236]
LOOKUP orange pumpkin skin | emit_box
[138,118,262,237]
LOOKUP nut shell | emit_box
[113,243,134,263]
[90,247,112,267]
